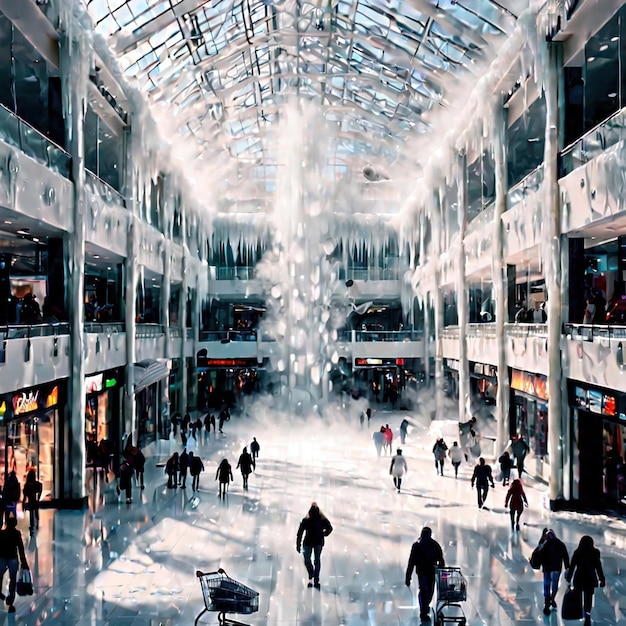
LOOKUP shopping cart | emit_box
[195,569,259,625]
[434,567,467,625]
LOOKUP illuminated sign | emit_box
[511,369,548,400]
[85,373,103,394]
[105,377,117,389]
[198,358,258,368]
[354,358,405,367]
[46,386,58,408]
[13,390,39,415]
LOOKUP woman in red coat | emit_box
[504,478,528,531]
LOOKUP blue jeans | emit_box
[543,570,561,599]
[418,572,436,615]
[302,545,323,581]
[0,557,18,604]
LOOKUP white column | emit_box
[59,30,87,501]
[179,211,188,418]
[544,42,564,504]
[432,193,445,420]
[492,105,510,456]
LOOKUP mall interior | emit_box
[0,1,626,621]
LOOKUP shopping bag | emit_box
[529,546,542,570]
[561,586,582,620]
[16,568,33,596]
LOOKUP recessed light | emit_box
[612,36,619,42]
[608,92,617,98]
[93,255,100,259]
[32,237,39,243]
[599,44,609,52]
[587,56,596,62]
[3,220,11,225]
[16,229,29,235]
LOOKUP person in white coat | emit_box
[448,441,464,478]
[389,448,408,493]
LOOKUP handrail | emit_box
[505,322,548,337]
[337,330,423,342]
[563,323,626,340]
[135,323,165,338]
[85,168,126,207]
[0,323,70,339]
[199,330,258,342]
[507,164,544,210]
[0,103,71,178]
[84,322,125,333]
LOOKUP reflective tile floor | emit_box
[3,405,626,625]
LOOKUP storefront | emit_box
[510,368,549,479]
[470,362,497,405]
[569,382,626,510]
[84,369,122,489]
[0,381,65,503]
[134,359,170,447]
[197,356,262,410]
[443,359,459,399]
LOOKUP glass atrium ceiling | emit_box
[85,0,528,183]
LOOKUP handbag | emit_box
[529,546,542,570]
[561,586,583,620]
[16,568,33,596]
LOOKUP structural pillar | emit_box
[179,211,188,418]
[492,104,510,456]
[456,153,470,422]
[59,30,87,503]
[432,192,445,420]
[544,42,565,505]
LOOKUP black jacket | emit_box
[471,463,494,487]
[0,527,27,563]
[237,452,254,474]
[296,515,333,549]
[538,536,570,573]
[566,546,605,590]
[405,536,445,583]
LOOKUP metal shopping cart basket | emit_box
[434,567,467,626]
[195,569,259,625]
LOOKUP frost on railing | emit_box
[505,322,548,337]
[506,165,544,210]
[0,103,71,178]
[84,322,124,333]
[135,323,165,338]
[1,323,70,339]
[560,107,626,177]
[466,202,495,237]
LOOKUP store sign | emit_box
[511,369,548,400]
[354,358,404,367]
[85,373,103,394]
[105,377,117,389]
[46,386,58,408]
[13,390,39,415]
[574,385,616,416]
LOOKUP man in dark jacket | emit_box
[471,457,495,509]
[179,448,189,488]
[296,502,333,589]
[538,529,570,615]
[0,516,29,613]
[405,527,445,620]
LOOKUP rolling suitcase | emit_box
[561,587,583,620]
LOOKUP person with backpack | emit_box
[2,471,21,526]
[498,450,514,486]
[189,452,205,492]
[296,502,333,589]
[22,469,42,534]
[0,516,28,613]
[534,529,570,615]
[566,535,605,625]
[165,452,179,489]
[215,458,233,497]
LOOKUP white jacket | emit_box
[449,446,464,463]
[390,453,408,477]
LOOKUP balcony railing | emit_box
[563,323,626,340]
[84,322,125,334]
[507,164,544,210]
[85,168,126,207]
[505,322,548,337]
[0,103,71,178]
[338,267,403,281]
[338,330,422,342]
[199,330,258,342]
[136,323,165,338]
[0,323,70,339]
[467,323,497,338]
[212,266,256,280]
[560,107,626,177]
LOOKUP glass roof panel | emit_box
[85,0,530,184]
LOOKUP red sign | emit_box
[204,359,256,367]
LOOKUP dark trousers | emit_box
[581,587,594,616]
[452,462,460,477]
[0,557,18,605]
[242,472,250,489]
[418,572,436,615]
[179,469,187,487]
[476,483,489,508]
[27,504,40,531]
[135,469,144,488]
[302,544,323,581]
[192,474,200,491]
[435,459,444,475]
[393,476,403,491]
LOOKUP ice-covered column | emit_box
[161,239,171,357]
[456,154,470,422]
[419,212,430,385]
[431,192,445,420]
[58,29,87,502]
[543,41,564,505]
[492,104,510,455]
[178,210,188,419]
[123,127,138,443]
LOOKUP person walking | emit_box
[22,469,42,535]
[399,418,410,444]
[536,529,570,615]
[365,407,372,427]
[448,441,463,478]
[498,450,513,486]
[189,452,205,492]
[119,457,134,503]
[432,438,448,476]
[203,413,212,441]
[250,437,260,467]
[2,470,21,526]
[389,448,408,493]
[372,428,384,457]
[504,478,528,531]
[296,502,333,589]
[237,447,254,490]
[511,434,530,478]
[383,424,393,455]
[0,516,29,613]
[165,452,179,489]
[179,448,189,488]
[218,407,230,434]
[565,535,605,625]
[471,457,495,509]
[215,458,233,497]
[405,526,445,621]
[134,446,146,490]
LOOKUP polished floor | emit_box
[3,403,626,625]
